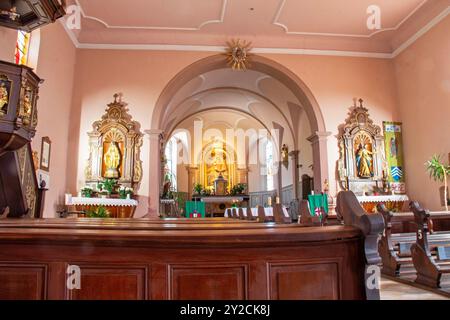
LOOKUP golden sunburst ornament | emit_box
[225,39,252,71]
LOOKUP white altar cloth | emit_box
[356,195,409,203]
[66,196,138,207]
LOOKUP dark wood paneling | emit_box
[67,265,148,300]
[0,219,369,300]
[0,263,47,300]
[170,264,248,300]
[269,261,340,300]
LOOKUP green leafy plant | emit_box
[230,183,247,196]
[119,186,134,199]
[426,155,450,211]
[86,206,110,218]
[81,186,93,198]
[193,183,203,195]
[97,179,117,195]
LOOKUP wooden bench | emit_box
[378,203,450,278]
[410,202,450,288]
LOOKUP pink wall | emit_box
[30,23,77,217]
[394,16,450,210]
[1,23,77,217]
[0,28,17,62]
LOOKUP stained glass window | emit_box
[15,30,31,65]
[165,136,178,191]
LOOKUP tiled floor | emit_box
[380,277,449,300]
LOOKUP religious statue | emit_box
[214,153,227,177]
[104,142,121,178]
[0,82,9,115]
[355,143,373,178]
[281,144,289,169]
[21,90,32,125]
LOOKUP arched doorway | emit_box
[147,54,330,216]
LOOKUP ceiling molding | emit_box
[75,0,228,31]
[391,5,450,58]
[60,6,450,60]
[272,0,428,38]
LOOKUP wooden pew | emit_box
[378,204,450,278]
[410,202,450,288]
[272,203,291,224]
[298,200,329,226]
[336,191,385,300]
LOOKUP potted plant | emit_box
[97,179,117,197]
[230,183,247,196]
[193,183,203,196]
[119,186,134,199]
[81,186,93,198]
[426,154,450,211]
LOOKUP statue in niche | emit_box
[104,141,121,179]
[337,99,385,194]
[355,143,374,179]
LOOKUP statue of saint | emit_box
[104,142,121,178]
[0,83,9,115]
[355,143,373,178]
[214,153,227,177]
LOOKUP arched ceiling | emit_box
[162,68,306,147]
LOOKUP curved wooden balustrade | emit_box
[0,217,372,300]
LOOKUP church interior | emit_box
[0,0,449,301]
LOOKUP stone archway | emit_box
[147,54,330,216]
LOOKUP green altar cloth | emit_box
[307,194,329,221]
[185,201,206,218]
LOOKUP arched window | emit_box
[266,140,275,191]
[15,30,31,65]
[164,136,178,191]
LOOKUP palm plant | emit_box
[426,155,450,211]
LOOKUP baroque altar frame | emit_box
[85,94,143,189]
[337,99,386,196]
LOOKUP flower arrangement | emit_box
[193,183,203,195]
[81,186,93,198]
[230,183,247,196]
[119,186,134,199]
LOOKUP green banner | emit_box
[383,122,406,194]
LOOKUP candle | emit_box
[276,197,280,204]
[311,191,315,195]
[268,197,272,206]
[65,194,72,205]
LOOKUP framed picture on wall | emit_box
[40,136,51,172]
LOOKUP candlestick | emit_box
[268,197,272,207]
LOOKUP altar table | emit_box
[192,196,249,217]
[357,194,409,213]
[65,196,138,218]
